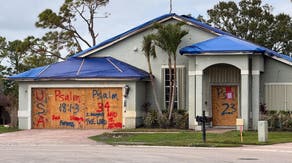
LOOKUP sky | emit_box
[0,0,291,48]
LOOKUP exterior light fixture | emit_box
[124,85,130,98]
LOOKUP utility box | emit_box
[258,121,268,142]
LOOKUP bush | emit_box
[143,110,158,128]
[172,110,188,129]
[261,110,292,130]
[143,109,188,129]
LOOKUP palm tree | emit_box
[141,34,163,117]
[154,23,188,120]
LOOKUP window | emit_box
[162,66,186,110]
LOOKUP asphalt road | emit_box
[0,130,291,163]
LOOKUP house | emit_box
[10,13,292,130]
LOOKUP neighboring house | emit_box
[9,13,292,130]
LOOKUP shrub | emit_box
[172,110,188,129]
[262,110,292,130]
[143,109,189,129]
[157,115,170,128]
[143,110,158,128]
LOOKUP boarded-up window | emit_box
[265,84,292,111]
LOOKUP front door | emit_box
[212,86,238,126]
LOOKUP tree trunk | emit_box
[167,54,173,113]
[168,54,176,120]
[147,57,163,117]
[150,74,163,117]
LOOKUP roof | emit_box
[72,13,231,58]
[9,57,149,81]
[180,35,266,54]
[179,35,292,63]
[70,13,292,64]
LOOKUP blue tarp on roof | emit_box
[72,13,176,57]
[179,35,266,54]
[179,15,232,36]
[9,57,149,80]
[179,35,292,62]
[71,13,232,58]
[70,13,291,63]
[9,66,47,79]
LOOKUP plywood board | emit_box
[212,86,238,126]
[32,88,51,128]
[31,88,123,129]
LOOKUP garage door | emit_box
[32,88,123,129]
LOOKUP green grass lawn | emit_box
[0,126,19,134]
[90,130,292,147]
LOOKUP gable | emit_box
[72,13,228,58]
[71,13,291,66]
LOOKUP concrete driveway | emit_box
[0,129,109,145]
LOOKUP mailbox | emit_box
[195,111,211,143]
[196,115,212,125]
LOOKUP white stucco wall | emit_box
[263,57,292,82]
[263,57,292,112]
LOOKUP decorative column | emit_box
[241,70,249,130]
[195,70,203,131]
[252,70,260,130]
[188,71,196,129]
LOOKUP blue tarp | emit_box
[9,57,149,80]
[72,13,231,58]
[72,13,176,57]
[9,66,47,79]
[179,35,292,62]
[71,13,291,63]
[179,35,266,54]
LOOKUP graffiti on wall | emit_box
[32,88,122,129]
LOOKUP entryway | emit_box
[203,63,241,127]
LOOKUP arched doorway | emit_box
[203,64,241,126]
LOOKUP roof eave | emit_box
[266,54,292,66]
[172,16,221,36]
